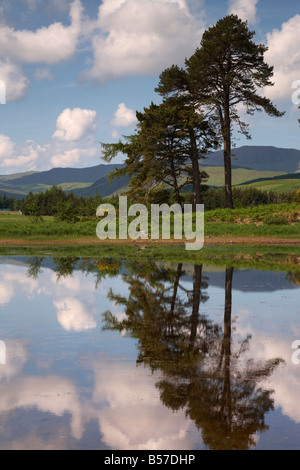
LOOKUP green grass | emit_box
[0,212,97,240]
[203,203,300,238]
[238,179,300,193]
[204,202,300,221]
[203,166,286,188]
[0,181,94,196]
[1,202,300,241]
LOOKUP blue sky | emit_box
[0,0,299,175]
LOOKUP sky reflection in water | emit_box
[0,256,300,450]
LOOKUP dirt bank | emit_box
[1,236,300,246]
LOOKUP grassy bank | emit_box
[0,202,300,242]
[1,243,300,276]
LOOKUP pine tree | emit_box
[156,15,284,208]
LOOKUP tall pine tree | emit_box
[156,15,284,208]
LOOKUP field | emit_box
[1,202,300,242]
[205,167,286,187]
[237,178,300,193]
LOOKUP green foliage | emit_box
[20,186,105,221]
[0,193,23,211]
[181,186,300,211]
[54,200,80,223]
[101,97,219,208]
[156,14,284,208]
[263,214,289,225]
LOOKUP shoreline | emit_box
[1,236,300,246]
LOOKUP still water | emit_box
[0,255,300,450]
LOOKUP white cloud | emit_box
[54,298,97,331]
[228,0,259,24]
[0,58,29,101]
[53,107,97,142]
[264,15,300,101]
[50,107,98,167]
[85,0,204,83]
[0,138,42,172]
[92,358,199,450]
[110,103,137,128]
[0,0,82,65]
[0,280,14,305]
[0,134,15,158]
[0,375,84,439]
[0,0,83,102]
[50,147,98,168]
[0,0,205,100]
[0,106,99,174]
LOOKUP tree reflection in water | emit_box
[102,260,283,450]
[26,257,284,450]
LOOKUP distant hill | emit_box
[203,146,300,173]
[5,163,124,186]
[73,174,130,198]
[0,164,125,198]
[1,146,300,199]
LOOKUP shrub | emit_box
[54,201,79,223]
[263,213,289,225]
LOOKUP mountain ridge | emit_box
[1,146,300,199]
[202,145,300,173]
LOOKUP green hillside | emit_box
[0,181,94,198]
[0,164,124,198]
[72,174,130,198]
[205,167,286,187]
[0,171,37,181]
[203,145,300,172]
[236,173,300,193]
[0,145,299,199]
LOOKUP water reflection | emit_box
[0,256,299,449]
[102,262,283,450]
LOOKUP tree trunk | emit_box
[189,128,202,211]
[189,264,202,349]
[220,267,234,430]
[170,263,183,317]
[223,101,233,209]
[170,159,182,206]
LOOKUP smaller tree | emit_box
[102,98,218,208]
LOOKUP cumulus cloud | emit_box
[0,0,82,102]
[0,134,15,158]
[0,375,84,439]
[0,0,82,65]
[85,0,204,83]
[0,58,29,101]
[92,358,199,450]
[53,108,97,142]
[264,15,300,101]
[50,147,98,168]
[228,0,259,24]
[110,103,137,128]
[0,106,99,173]
[48,107,99,167]
[54,298,97,331]
[0,0,206,100]
[0,137,44,173]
